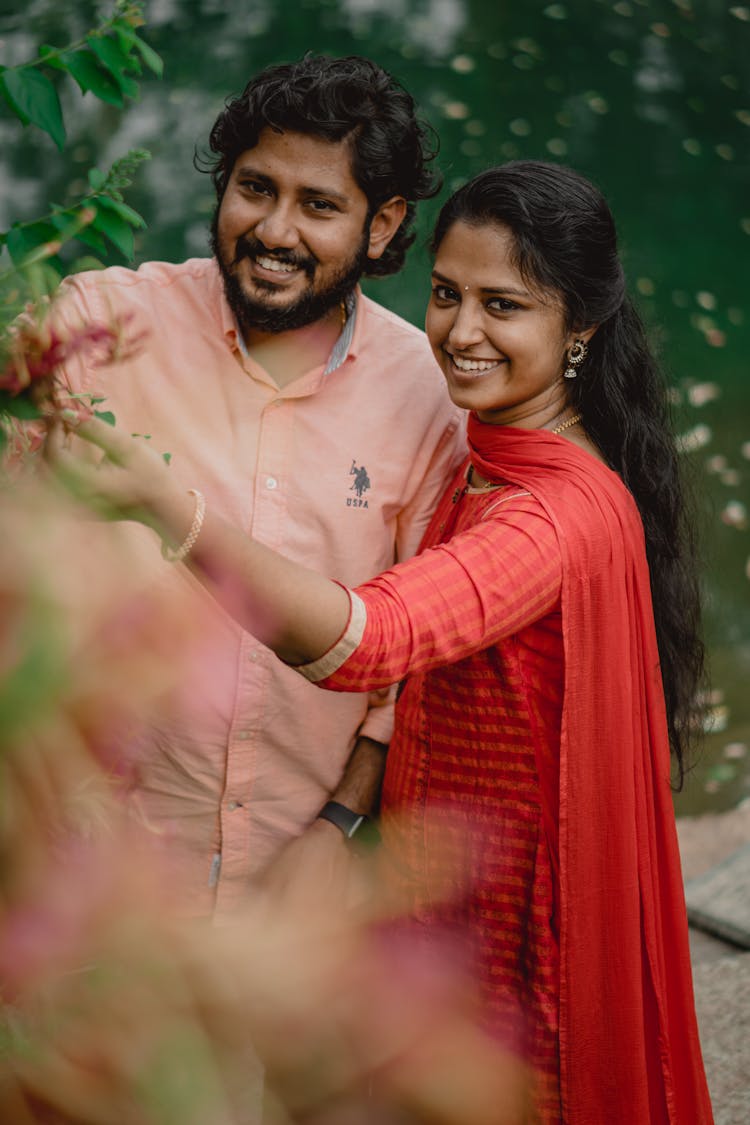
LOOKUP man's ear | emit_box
[367,195,408,260]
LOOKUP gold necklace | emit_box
[550,412,582,435]
[462,413,584,497]
[466,465,502,491]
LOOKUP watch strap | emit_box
[317,800,368,839]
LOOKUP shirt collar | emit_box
[231,289,359,376]
[324,289,357,374]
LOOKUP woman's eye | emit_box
[432,285,459,302]
[488,297,519,312]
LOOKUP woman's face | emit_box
[426,219,583,426]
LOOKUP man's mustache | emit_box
[233,237,316,277]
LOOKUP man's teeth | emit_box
[452,356,498,372]
[256,255,296,273]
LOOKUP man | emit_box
[54,54,464,920]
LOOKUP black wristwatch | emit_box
[317,800,369,840]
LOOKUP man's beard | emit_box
[210,210,369,335]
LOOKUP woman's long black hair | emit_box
[431,161,705,785]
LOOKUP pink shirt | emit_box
[56,258,464,918]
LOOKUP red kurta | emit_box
[308,416,713,1124]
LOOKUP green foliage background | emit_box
[2,0,749,814]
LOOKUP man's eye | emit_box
[241,180,270,195]
[308,199,336,212]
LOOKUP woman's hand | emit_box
[46,414,351,663]
[45,415,183,531]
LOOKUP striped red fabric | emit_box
[318,417,713,1124]
[324,480,565,1118]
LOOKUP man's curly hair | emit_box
[199,54,441,277]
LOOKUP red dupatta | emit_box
[421,413,713,1124]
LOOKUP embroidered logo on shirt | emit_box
[347,459,370,508]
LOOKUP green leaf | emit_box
[1,396,43,420]
[0,69,65,150]
[71,225,109,256]
[88,167,107,191]
[97,193,146,229]
[162,451,172,465]
[48,209,108,257]
[133,35,164,78]
[6,222,59,266]
[85,34,135,94]
[91,203,135,260]
[119,74,140,100]
[48,208,96,246]
[37,44,60,64]
[94,409,116,426]
[50,48,123,106]
[0,76,29,124]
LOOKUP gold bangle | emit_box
[161,489,206,562]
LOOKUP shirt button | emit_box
[236,730,251,740]
[249,650,259,662]
[227,800,243,811]
[265,476,278,490]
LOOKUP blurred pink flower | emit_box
[1,313,140,397]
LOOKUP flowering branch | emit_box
[0,300,148,457]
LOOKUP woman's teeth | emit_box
[452,355,499,373]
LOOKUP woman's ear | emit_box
[367,195,408,260]
[567,324,599,349]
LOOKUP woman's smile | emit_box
[447,351,505,380]
[426,220,585,426]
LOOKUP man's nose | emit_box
[253,201,299,250]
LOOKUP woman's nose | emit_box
[447,300,484,350]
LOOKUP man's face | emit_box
[211,128,374,334]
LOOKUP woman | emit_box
[53,162,713,1123]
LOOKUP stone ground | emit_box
[677,801,750,1125]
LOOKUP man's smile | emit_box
[255,255,298,274]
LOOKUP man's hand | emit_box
[257,735,388,910]
[328,735,388,818]
[257,817,368,912]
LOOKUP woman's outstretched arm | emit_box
[47,416,351,666]
[48,416,561,689]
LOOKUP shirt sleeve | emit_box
[393,410,467,563]
[296,492,562,690]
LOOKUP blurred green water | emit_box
[1,0,748,814]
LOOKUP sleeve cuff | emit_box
[293,590,367,683]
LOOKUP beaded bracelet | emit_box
[161,489,206,562]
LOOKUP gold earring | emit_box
[563,338,588,379]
